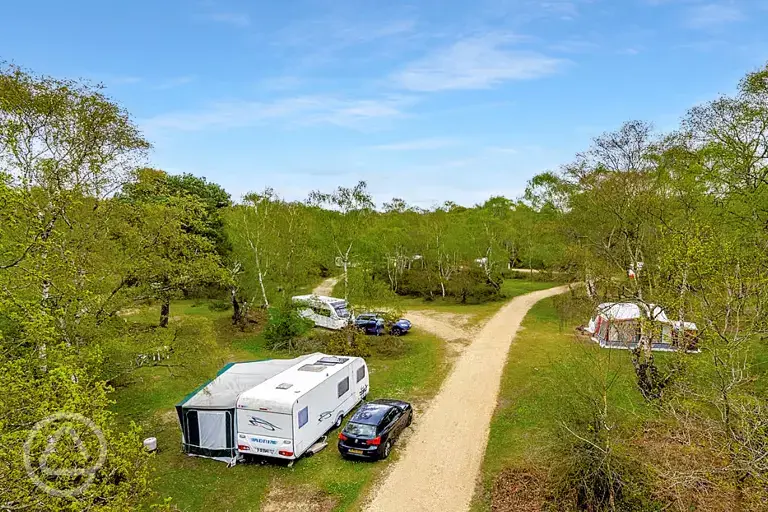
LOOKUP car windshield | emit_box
[332,302,350,318]
[343,422,376,438]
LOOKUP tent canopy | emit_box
[593,302,696,330]
[176,354,316,461]
[178,355,315,410]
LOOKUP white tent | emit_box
[586,302,698,352]
[176,355,316,462]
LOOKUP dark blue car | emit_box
[354,313,411,336]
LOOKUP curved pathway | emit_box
[363,285,570,512]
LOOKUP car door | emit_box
[383,409,402,441]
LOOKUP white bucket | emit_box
[143,437,157,452]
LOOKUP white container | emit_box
[143,437,157,452]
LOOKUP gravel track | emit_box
[363,285,570,512]
[312,277,339,296]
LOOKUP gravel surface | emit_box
[403,310,473,342]
[363,285,570,512]
[312,277,339,296]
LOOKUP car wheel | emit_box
[333,414,344,430]
[391,327,402,336]
[381,440,392,460]
[406,412,413,427]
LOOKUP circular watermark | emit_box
[23,412,108,498]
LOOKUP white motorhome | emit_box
[235,353,369,460]
[292,294,351,330]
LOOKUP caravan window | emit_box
[356,365,366,383]
[337,377,350,398]
[312,306,332,318]
[298,406,308,429]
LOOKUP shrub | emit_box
[370,335,407,358]
[208,299,231,311]
[264,301,313,351]
[324,326,371,357]
[546,440,660,512]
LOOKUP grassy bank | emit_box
[111,300,449,511]
[472,298,649,511]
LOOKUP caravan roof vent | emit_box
[316,356,349,365]
[298,364,327,373]
[276,383,293,390]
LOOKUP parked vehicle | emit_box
[338,399,413,460]
[236,354,369,461]
[354,313,412,336]
[292,295,351,330]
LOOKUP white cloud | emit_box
[686,3,744,29]
[154,76,196,90]
[142,95,415,133]
[371,138,457,151]
[392,34,566,92]
[208,12,250,27]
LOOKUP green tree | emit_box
[0,65,155,510]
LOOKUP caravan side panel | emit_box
[293,363,359,457]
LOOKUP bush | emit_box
[323,326,371,357]
[264,301,313,350]
[208,299,231,311]
[397,266,505,303]
[370,335,407,357]
[546,440,660,512]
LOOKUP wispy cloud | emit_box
[154,75,196,90]
[686,3,744,29]
[392,34,566,92]
[279,17,416,49]
[142,95,415,133]
[371,138,457,151]
[548,39,599,54]
[275,17,417,66]
[208,12,250,27]
[89,74,142,87]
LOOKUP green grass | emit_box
[472,298,650,511]
[111,300,449,512]
[333,278,564,326]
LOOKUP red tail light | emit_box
[237,444,249,451]
[338,433,348,441]
[278,450,294,457]
[366,436,381,446]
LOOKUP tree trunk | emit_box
[257,270,269,308]
[231,287,241,325]
[343,260,349,301]
[159,298,170,328]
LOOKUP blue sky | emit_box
[2,0,767,207]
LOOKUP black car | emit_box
[338,399,413,460]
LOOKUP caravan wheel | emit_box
[333,414,344,430]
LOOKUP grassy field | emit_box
[111,300,450,511]
[472,297,651,511]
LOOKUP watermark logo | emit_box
[23,412,107,498]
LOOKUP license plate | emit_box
[348,449,364,455]
[255,448,273,454]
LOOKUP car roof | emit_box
[349,402,394,425]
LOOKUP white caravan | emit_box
[292,295,351,330]
[235,353,369,460]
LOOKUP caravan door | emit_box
[353,359,369,401]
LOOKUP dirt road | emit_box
[312,276,339,296]
[363,285,570,512]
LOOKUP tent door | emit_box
[197,411,229,450]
